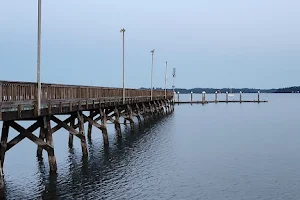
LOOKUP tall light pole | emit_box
[37,0,42,115]
[172,68,176,93]
[120,28,126,104]
[150,49,155,100]
[164,61,168,99]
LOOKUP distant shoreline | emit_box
[141,86,300,94]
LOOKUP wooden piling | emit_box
[68,116,75,147]
[100,109,109,145]
[164,100,168,114]
[87,111,93,139]
[127,105,134,129]
[136,104,142,125]
[190,92,193,102]
[114,108,122,137]
[37,119,46,157]
[164,100,169,114]
[153,101,159,115]
[149,102,154,115]
[0,122,9,172]
[142,103,148,120]
[0,121,8,190]
[77,111,88,156]
[177,92,180,102]
[43,116,57,173]
[258,91,260,103]
[159,100,164,115]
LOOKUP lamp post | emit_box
[150,49,155,100]
[120,28,126,104]
[164,61,168,99]
[37,0,42,116]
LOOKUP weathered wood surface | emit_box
[0,81,173,121]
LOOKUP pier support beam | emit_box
[168,100,172,112]
[36,117,57,171]
[68,116,75,147]
[0,122,9,172]
[37,119,45,157]
[100,109,109,145]
[164,100,168,114]
[0,122,8,191]
[87,111,93,139]
[160,100,165,115]
[114,108,122,137]
[9,120,57,173]
[135,104,142,126]
[77,111,88,156]
[43,116,57,173]
[127,105,134,129]
[149,102,154,115]
[155,101,160,115]
[142,103,148,120]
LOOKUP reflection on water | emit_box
[4,114,174,199]
[3,94,300,200]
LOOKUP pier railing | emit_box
[0,81,173,119]
[0,81,172,102]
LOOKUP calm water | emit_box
[2,93,300,199]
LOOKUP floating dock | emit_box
[175,100,268,104]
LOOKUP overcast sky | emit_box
[0,0,299,89]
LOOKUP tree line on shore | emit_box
[140,86,300,94]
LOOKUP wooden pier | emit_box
[0,80,174,191]
[175,90,268,104]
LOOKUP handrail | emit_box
[0,81,174,102]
